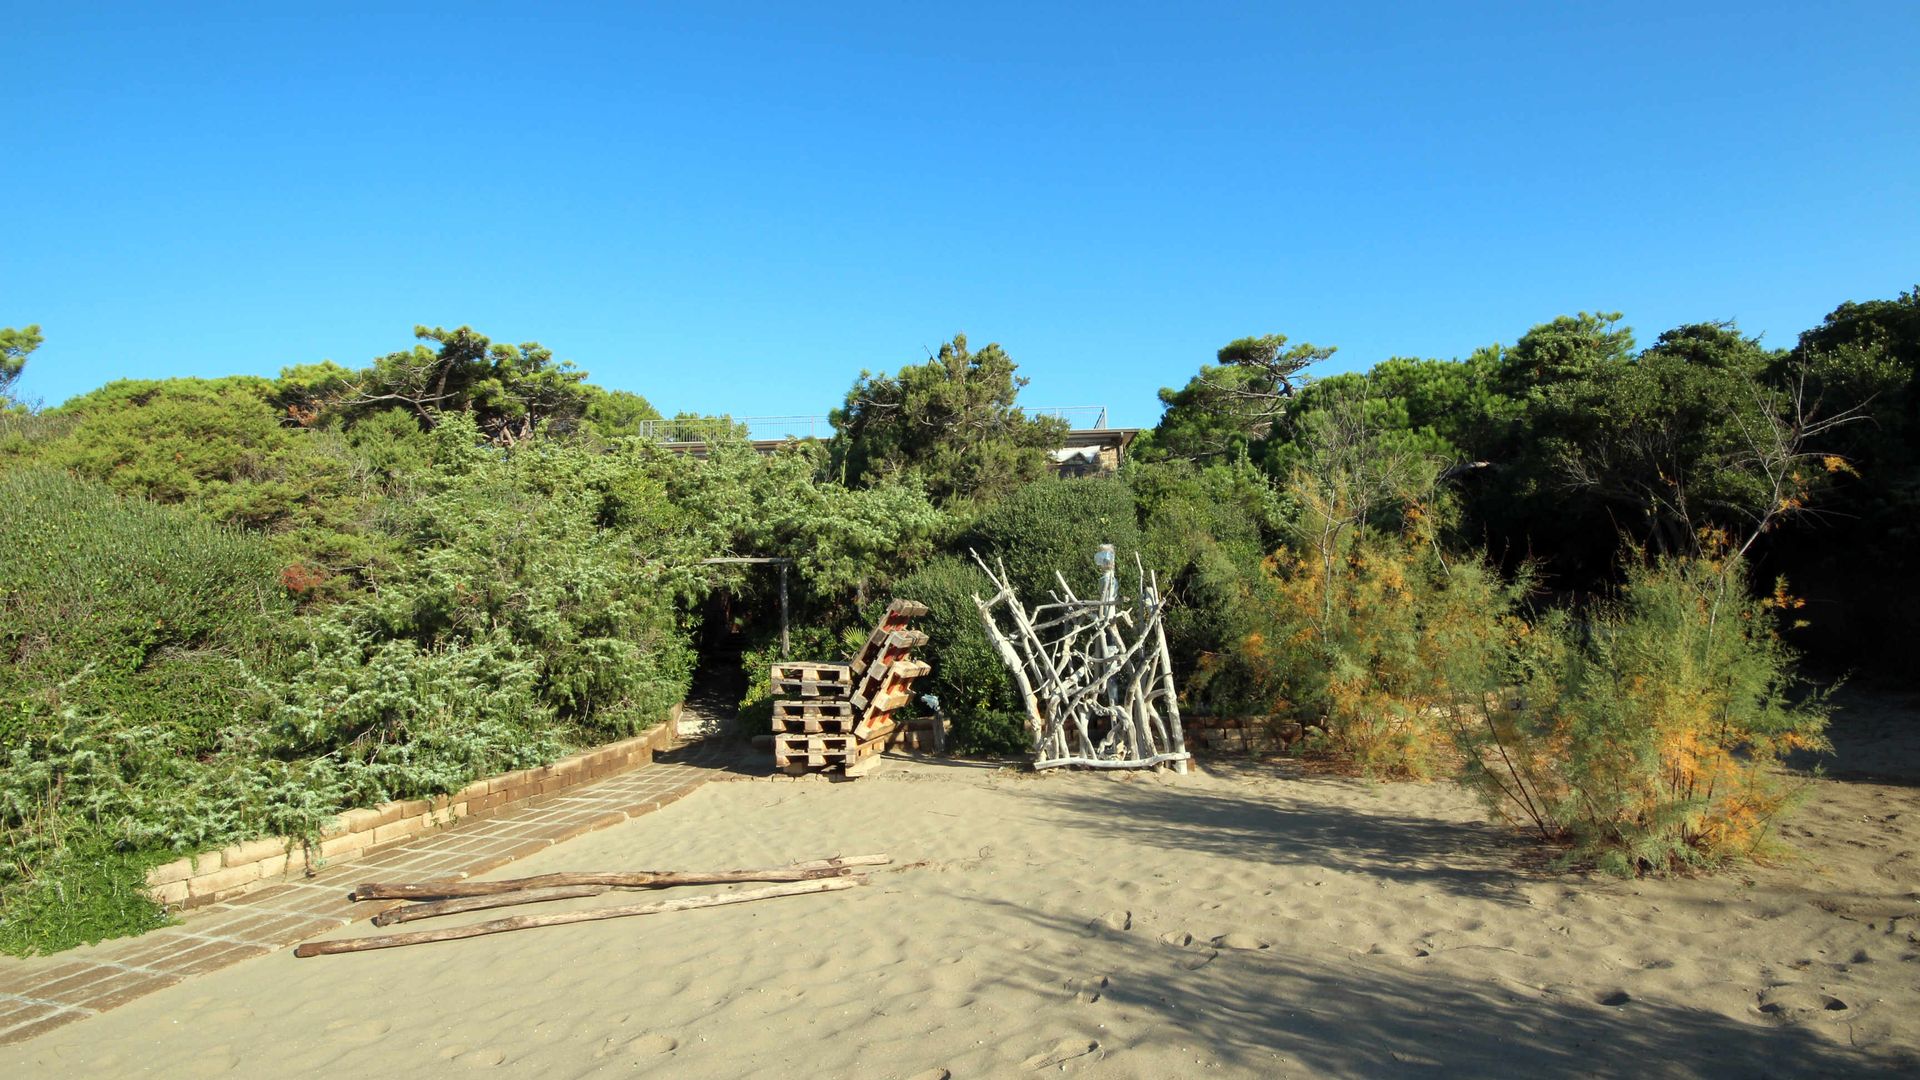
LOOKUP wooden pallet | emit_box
[772,699,855,719]
[850,658,932,710]
[766,598,925,775]
[849,600,928,670]
[772,700,858,734]
[770,662,852,699]
[773,719,895,771]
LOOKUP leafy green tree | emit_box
[1140,333,1333,463]
[1770,288,1920,660]
[1,324,41,405]
[829,333,1067,504]
[582,387,663,438]
[323,325,594,440]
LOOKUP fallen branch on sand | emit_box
[348,853,891,901]
[367,854,896,926]
[296,878,866,956]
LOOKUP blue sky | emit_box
[5,2,1915,426]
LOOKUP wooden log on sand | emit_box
[296,878,866,957]
[348,853,891,902]
[372,885,609,926]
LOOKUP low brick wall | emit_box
[145,710,681,910]
[1184,714,1305,754]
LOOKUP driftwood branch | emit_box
[371,885,608,926]
[295,878,866,957]
[348,853,891,902]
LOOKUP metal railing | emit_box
[634,406,1111,443]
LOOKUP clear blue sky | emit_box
[5,2,1915,426]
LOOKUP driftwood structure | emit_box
[972,545,1189,773]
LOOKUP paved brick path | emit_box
[0,740,734,1045]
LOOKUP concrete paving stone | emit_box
[104,931,214,970]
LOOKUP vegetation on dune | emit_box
[1,288,1915,951]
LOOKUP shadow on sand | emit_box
[958,896,1913,1078]
[1023,772,1535,904]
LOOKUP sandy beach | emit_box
[5,713,1917,1080]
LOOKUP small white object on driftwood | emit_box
[971,545,1189,773]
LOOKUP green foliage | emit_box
[963,476,1145,601]
[1127,458,1283,710]
[1,323,41,405]
[1140,332,1332,464]
[893,556,1026,754]
[829,334,1068,504]
[0,469,287,738]
[0,471,292,953]
[1454,550,1831,874]
[667,441,945,620]
[582,387,663,438]
[0,426,702,953]
[7,377,391,586]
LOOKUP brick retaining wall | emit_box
[1183,714,1305,754]
[144,708,681,910]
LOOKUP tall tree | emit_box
[829,334,1066,504]
[316,325,594,441]
[1,324,42,405]
[1142,333,1333,463]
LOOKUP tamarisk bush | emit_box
[1452,548,1831,873]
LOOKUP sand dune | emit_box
[4,750,1916,1078]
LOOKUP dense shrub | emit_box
[1454,550,1831,874]
[963,476,1145,600]
[1127,458,1281,710]
[6,378,392,587]
[893,556,1027,754]
[0,471,293,953]
[0,468,287,742]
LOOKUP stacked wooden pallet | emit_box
[771,599,930,776]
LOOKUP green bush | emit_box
[0,471,294,954]
[1454,550,1831,874]
[894,556,1027,754]
[963,476,1145,600]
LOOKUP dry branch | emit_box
[371,885,608,926]
[296,878,866,957]
[348,853,890,902]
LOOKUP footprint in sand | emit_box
[1594,990,1632,1008]
[1089,910,1132,933]
[437,1045,467,1060]
[926,991,977,1008]
[906,1071,952,1080]
[1065,975,1110,1003]
[1181,949,1218,971]
[1022,1038,1101,1070]
[324,1018,392,1044]
[458,1048,508,1067]
[596,1032,679,1057]
[1755,986,1849,1023]
[1212,933,1270,951]
[1160,931,1194,948]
